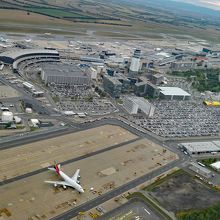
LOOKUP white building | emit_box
[90,67,98,80]
[123,98,139,114]
[158,87,191,100]
[14,116,22,124]
[122,96,155,117]
[25,108,32,114]
[129,57,141,78]
[1,111,13,122]
[23,82,34,91]
[30,119,40,127]
[210,161,220,171]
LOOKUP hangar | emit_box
[158,87,191,100]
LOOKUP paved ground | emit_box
[0,85,20,99]
[0,125,136,181]
[150,172,220,213]
[99,199,163,220]
[0,132,177,220]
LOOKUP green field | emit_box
[170,69,220,92]
[27,7,92,18]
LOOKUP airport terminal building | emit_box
[0,49,60,73]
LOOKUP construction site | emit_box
[0,125,178,220]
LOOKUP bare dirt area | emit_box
[150,172,220,213]
[0,85,20,99]
[0,125,137,181]
[0,133,177,220]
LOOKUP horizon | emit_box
[174,0,220,10]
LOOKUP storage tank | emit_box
[2,111,13,122]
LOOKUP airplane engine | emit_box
[63,185,67,189]
[78,175,81,178]
[54,183,57,187]
[77,180,80,184]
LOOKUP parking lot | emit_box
[129,100,220,138]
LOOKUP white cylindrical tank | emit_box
[25,108,32,114]
[2,111,13,122]
[14,116,22,124]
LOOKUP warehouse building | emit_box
[181,141,220,155]
[41,63,91,85]
[189,162,212,178]
[158,87,191,100]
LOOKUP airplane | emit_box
[44,164,84,193]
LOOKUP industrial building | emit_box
[158,87,191,100]
[180,141,220,155]
[122,96,155,116]
[189,162,212,178]
[1,111,13,123]
[41,63,91,85]
[170,61,195,71]
[210,161,220,172]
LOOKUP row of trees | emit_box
[170,69,220,92]
[177,202,220,220]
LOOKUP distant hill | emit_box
[118,0,220,18]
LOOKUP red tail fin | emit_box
[55,164,61,174]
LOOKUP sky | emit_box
[176,0,220,10]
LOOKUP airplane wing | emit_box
[71,169,80,182]
[48,167,56,171]
[44,180,72,187]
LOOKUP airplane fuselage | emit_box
[59,171,84,193]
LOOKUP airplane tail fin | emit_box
[54,163,61,174]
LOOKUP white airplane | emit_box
[45,164,84,193]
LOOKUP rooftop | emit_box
[158,87,191,96]
[0,49,59,60]
[211,161,220,169]
[42,63,88,77]
[181,141,220,153]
